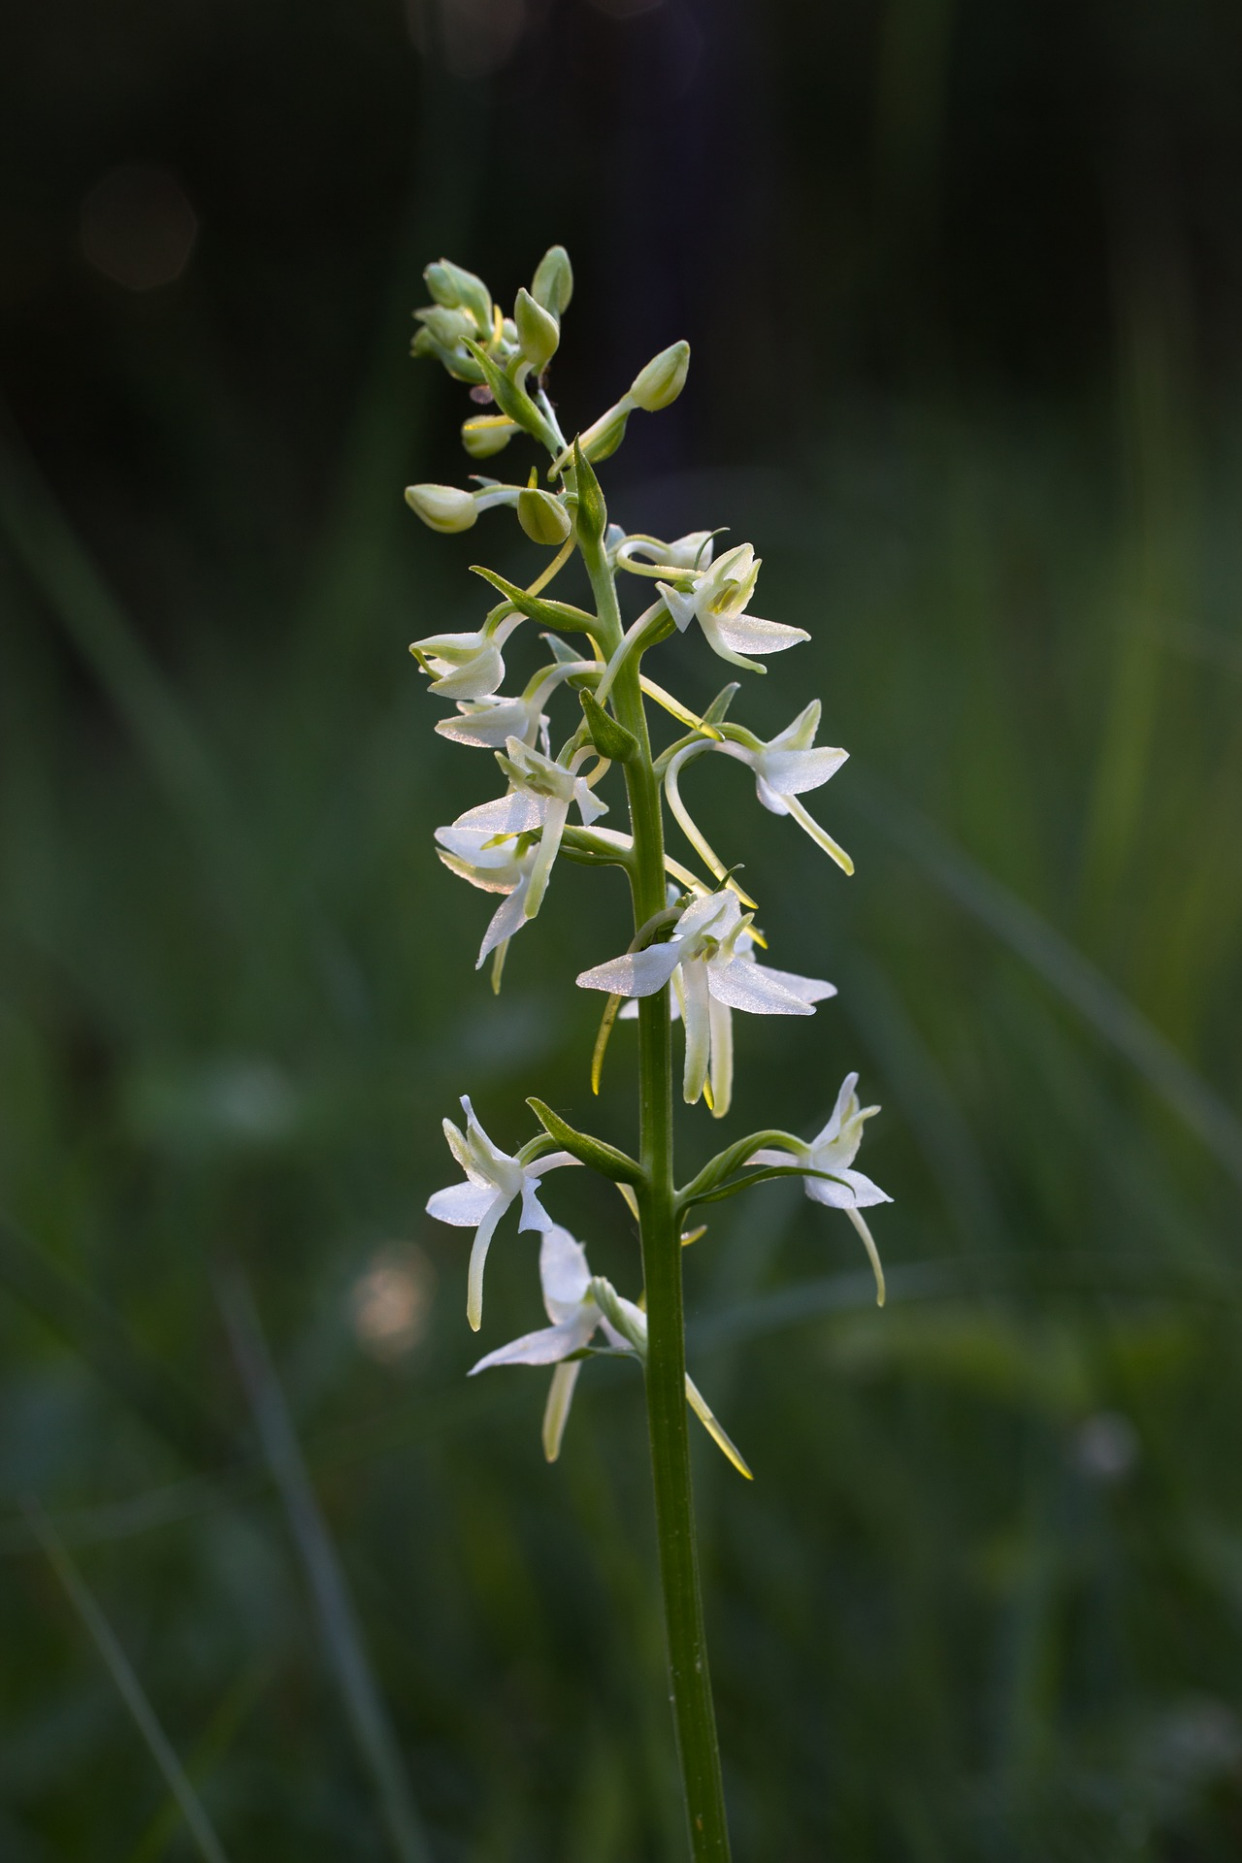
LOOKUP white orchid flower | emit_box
[435,739,607,967]
[716,700,853,874]
[434,816,540,969]
[435,656,599,753]
[656,542,809,673]
[426,1097,577,1330]
[578,890,835,1118]
[469,1224,752,1474]
[409,610,523,701]
[748,1071,891,1304]
[483,737,608,919]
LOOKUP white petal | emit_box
[805,1166,891,1210]
[477,883,531,966]
[429,646,505,699]
[576,941,684,998]
[746,1145,805,1168]
[455,792,546,836]
[539,1224,592,1320]
[760,746,848,796]
[681,958,713,1105]
[754,776,791,816]
[466,1196,508,1331]
[656,581,696,632]
[468,1312,597,1372]
[517,1174,557,1234]
[706,958,819,1016]
[426,1181,496,1226]
[542,1360,582,1461]
[755,964,838,1006]
[708,612,809,657]
[810,1073,859,1150]
[768,699,821,751]
[707,989,734,1119]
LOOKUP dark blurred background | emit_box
[4,2,1242,1858]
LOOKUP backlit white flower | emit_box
[748,1071,891,1303]
[434,658,598,754]
[718,700,853,873]
[426,1097,576,1330]
[434,817,539,969]
[410,611,523,701]
[487,738,608,918]
[657,542,809,673]
[469,1224,751,1474]
[577,890,835,1117]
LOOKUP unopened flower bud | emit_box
[518,485,572,546]
[514,287,560,371]
[461,414,519,460]
[423,259,493,336]
[531,245,574,317]
[629,340,690,413]
[404,483,478,534]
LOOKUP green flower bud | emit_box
[423,259,493,337]
[531,245,574,317]
[517,485,573,546]
[514,287,560,371]
[461,414,519,460]
[572,437,608,545]
[629,340,690,412]
[404,483,478,534]
[415,304,474,347]
[582,404,630,464]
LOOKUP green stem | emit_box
[580,525,733,1861]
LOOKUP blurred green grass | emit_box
[2,308,1242,1862]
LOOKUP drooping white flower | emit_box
[434,740,608,964]
[748,1072,891,1303]
[577,890,835,1118]
[433,817,539,969]
[436,691,550,753]
[485,737,608,918]
[656,542,809,673]
[426,1097,577,1330]
[717,700,853,874]
[469,1224,751,1474]
[409,610,523,701]
[434,656,600,754]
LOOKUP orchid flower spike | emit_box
[718,700,854,874]
[469,1225,752,1475]
[426,1097,577,1330]
[657,542,809,673]
[748,1072,891,1304]
[578,889,835,1118]
[409,610,524,701]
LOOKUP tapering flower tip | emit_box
[531,244,574,317]
[517,485,573,545]
[405,482,478,534]
[514,286,560,371]
[461,414,518,459]
[423,258,493,336]
[629,340,690,413]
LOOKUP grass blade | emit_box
[21,1497,233,1863]
[853,779,1242,1190]
[217,1270,433,1863]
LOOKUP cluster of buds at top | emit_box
[406,247,891,1472]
